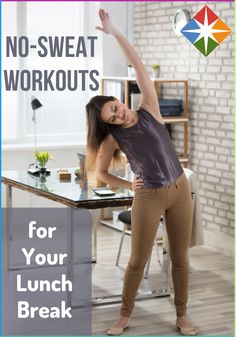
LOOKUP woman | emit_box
[86,9,197,336]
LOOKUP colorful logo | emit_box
[181,5,231,57]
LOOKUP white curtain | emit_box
[2,1,102,145]
[2,2,19,141]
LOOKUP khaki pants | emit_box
[120,172,193,317]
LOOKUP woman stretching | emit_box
[86,9,197,336]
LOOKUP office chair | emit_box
[115,210,162,279]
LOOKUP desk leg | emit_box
[6,185,13,270]
[6,185,12,208]
[90,210,98,262]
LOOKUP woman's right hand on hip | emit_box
[131,176,144,191]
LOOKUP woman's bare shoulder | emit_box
[101,133,119,151]
[140,102,164,125]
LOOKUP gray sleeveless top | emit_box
[109,107,183,188]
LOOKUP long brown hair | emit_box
[85,95,122,173]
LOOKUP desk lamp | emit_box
[28,96,43,175]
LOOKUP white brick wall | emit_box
[134,2,234,239]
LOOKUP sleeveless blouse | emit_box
[109,107,183,189]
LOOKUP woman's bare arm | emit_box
[96,135,132,189]
[96,9,164,124]
[96,135,144,190]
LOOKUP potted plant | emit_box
[35,151,53,175]
[151,64,160,78]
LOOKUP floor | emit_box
[92,224,234,336]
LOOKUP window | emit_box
[2,3,19,141]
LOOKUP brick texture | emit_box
[133,2,234,237]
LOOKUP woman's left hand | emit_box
[96,9,118,35]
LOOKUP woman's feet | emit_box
[176,316,197,336]
[106,315,197,336]
[106,316,130,336]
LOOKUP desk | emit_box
[2,169,170,305]
[2,169,134,208]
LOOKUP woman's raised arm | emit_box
[96,9,163,123]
